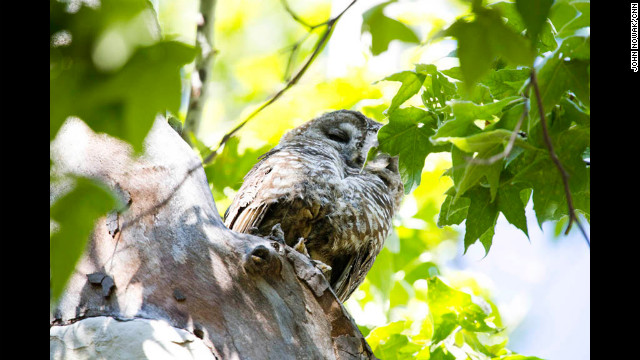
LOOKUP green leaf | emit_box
[381,71,427,114]
[558,35,590,61]
[496,183,530,238]
[204,137,271,194]
[454,97,523,124]
[520,188,533,205]
[460,83,494,104]
[478,10,535,66]
[366,247,395,299]
[432,96,521,140]
[432,313,459,344]
[549,0,579,32]
[430,344,456,360]
[367,321,424,360]
[529,52,589,145]
[377,107,448,193]
[361,103,389,122]
[362,1,420,56]
[441,67,464,81]
[51,41,196,151]
[438,191,470,227]
[439,130,532,202]
[405,262,440,283]
[367,321,407,348]
[537,19,559,53]
[364,146,380,171]
[459,302,499,333]
[463,186,500,253]
[491,102,529,135]
[440,67,493,104]
[463,331,505,357]
[445,8,534,87]
[440,129,534,154]
[478,218,498,253]
[454,143,504,201]
[559,97,589,126]
[490,1,526,32]
[515,0,554,47]
[390,279,415,308]
[445,19,494,87]
[50,178,119,303]
[373,334,423,360]
[491,1,557,54]
[415,64,458,109]
[450,146,469,185]
[427,277,498,340]
[512,127,590,226]
[482,68,531,99]
[556,1,590,38]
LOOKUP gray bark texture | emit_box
[49,117,375,360]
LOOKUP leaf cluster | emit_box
[373,0,590,254]
[366,276,542,360]
[356,1,590,354]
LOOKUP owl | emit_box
[224,110,403,301]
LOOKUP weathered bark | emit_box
[49,117,375,359]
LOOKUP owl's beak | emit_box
[385,155,399,172]
[367,152,398,172]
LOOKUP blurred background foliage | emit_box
[51,0,589,358]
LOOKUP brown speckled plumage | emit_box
[224,110,403,301]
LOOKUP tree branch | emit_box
[530,70,590,247]
[201,0,359,165]
[182,0,218,140]
[280,0,329,30]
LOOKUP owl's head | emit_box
[280,110,381,169]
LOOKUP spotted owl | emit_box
[224,110,403,301]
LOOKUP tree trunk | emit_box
[49,117,375,360]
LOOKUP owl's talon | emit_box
[312,260,332,278]
[293,237,310,257]
[293,238,331,278]
[247,227,260,235]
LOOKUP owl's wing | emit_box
[226,201,271,234]
[224,149,302,234]
[223,151,275,233]
[331,237,383,302]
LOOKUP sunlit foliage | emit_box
[51,0,589,358]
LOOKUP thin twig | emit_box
[280,0,316,29]
[280,0,343,30]
[530,70,590,247]
[202,0,358,165]
[282,32,313,82]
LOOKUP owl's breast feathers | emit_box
[224,142,402,301]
